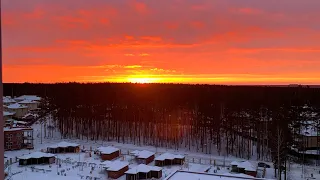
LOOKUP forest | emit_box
[3,82,320,178]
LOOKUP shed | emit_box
[133,150,155,165]
[104,161,129,179]
[97,146,120,160]
[47,141,80,153]
[18,152,56,165]
[155,153,185,166]
[125,164,162,180]
[231,161,257,177]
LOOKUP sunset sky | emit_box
[2,0,320,84]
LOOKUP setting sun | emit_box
[127,77,161,84]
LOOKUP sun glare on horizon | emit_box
[127,77,161,84]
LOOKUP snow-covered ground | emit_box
[4,116,320,180]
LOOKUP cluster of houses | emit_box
[16,142,186,180]
[15,141,261,179]
[3,95,41,151]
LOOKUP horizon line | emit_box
[2,81,319,87]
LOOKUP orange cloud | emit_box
[130,0,149,14]
[233,8,263,15]
[190,21,205,29]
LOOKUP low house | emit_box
[102,160,129,179]
[97,146,121,160]
[132,150,155,165]
[18,99,40,111]
[155,153,185,166]
[5,103,28,118]
[4,127,34,150]
[125,164,162,180]
[18,152,56,166]
[47,141,80,153]
[3,111,15,120]
[230,161,257,177]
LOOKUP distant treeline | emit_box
[3,82,320,108]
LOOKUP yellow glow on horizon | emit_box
[127,77,162,84]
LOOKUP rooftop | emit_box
[3,97,16,103]
[125,164,162,174]
[7,103,28,109]
[105,160,129,171]
[155,152,185,161]
[231,161,256,172]
[3,111,16,116]
[165,171,266,180]
[47,141,80,149]
[132,150,155,159]
[18,99,40,104]
[18,152,56,160]
[97,146,120,154]
[4,127,33,132]
[15,95,41,101]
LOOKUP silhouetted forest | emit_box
[3,82,320,176]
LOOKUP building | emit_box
[5,103,28,118]
[18,99,40,111]
[5,119,28,127]
[14,95,41,102]
[3,111,15,120]
[230,161,257,177]
[102,160,129,179]
[131,150,155,165]
[47,141,80,153]
[97,146,121,160]
[18,152,56,166]
[3,96,16,106]
[155,153,185,166]
[4,127,34,151]
[125,164,162,180]
[164,170,263,180]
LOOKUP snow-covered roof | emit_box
[97,146,119,154]
[3,127,32,132]
[135,150,155,159]
[18,152,56,160]
[220,172,256,178]
[230,161,240,166]
[3,111,15,116]
[7,103,28,109]
[15,95,41,101]
[105,161,129,171]
[48,141,80,148]
[125,164,162,174]
[236,161,256,171]
[18,99,40,104]
[155,153,185,161]
[3,97,16,103]
[100,160,112,167]
[5,119,28,124]
[165,171,262,180]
